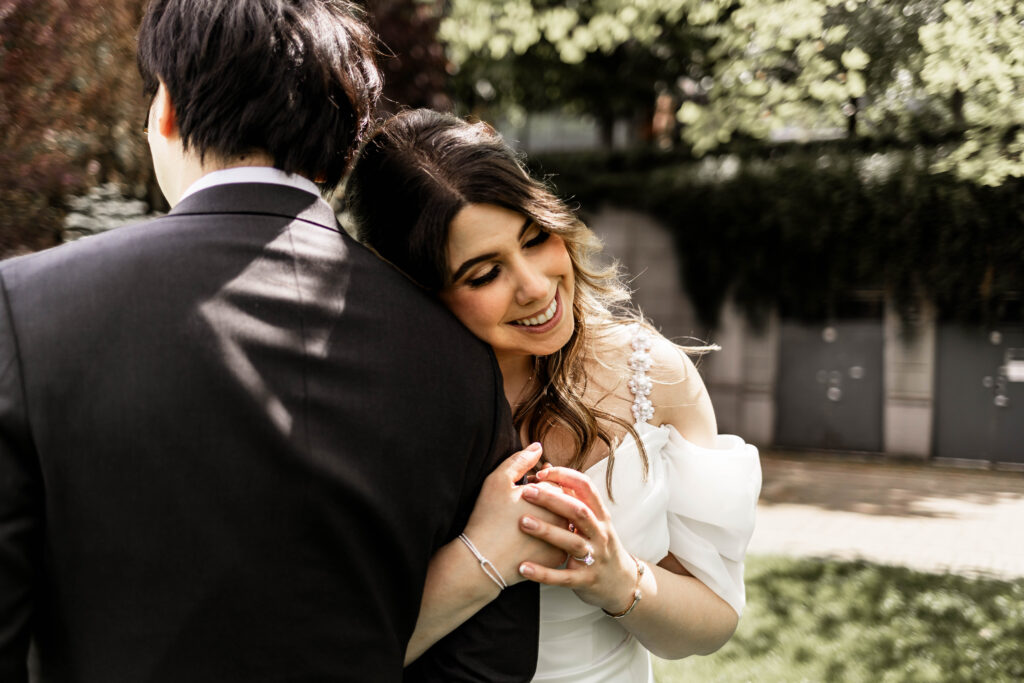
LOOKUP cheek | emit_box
[546,236,573,270]
[442,290,507,332]
[548,238,575,288]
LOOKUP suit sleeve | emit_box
[404,353,539,683]
[0,273,40,682]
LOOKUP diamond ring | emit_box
[572,546,595,566]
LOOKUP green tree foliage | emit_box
[677,0,948,151]
[919,0,1024,185]
[440,0,707,145]
[442,0,1024,185]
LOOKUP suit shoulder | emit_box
[345,238,489,352]
[0,216,166,285]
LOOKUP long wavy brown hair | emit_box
[345,108,650,493]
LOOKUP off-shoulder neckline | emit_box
[583,420,669,474]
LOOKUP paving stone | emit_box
[749,452,1024,579]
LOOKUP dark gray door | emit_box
[775,320,884,451]
[934,325,1024,464]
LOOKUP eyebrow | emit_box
[450,217,534,283]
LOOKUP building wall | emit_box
[883,301,936,458]
[587,205,778,445]
[588,204,936,457]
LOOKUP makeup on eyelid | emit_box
[440,203,575,368]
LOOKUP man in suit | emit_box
[0,1,557,680]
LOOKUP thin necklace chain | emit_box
[512,357,539,410]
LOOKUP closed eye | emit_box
[461,223,548,288]
[467,266,500,288]
[524,229,551,248]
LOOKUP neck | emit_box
[497,354,535,408]
[167,150,277,207]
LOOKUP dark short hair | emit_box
[137,0,382,190]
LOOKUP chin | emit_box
[536,318,575,357]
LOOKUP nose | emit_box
[513,258,550,307]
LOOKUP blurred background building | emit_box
[2,0,1021,465]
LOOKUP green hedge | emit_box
[529,147,1024,328]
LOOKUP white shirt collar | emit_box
[180,166,322,202]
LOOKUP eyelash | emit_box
[466,229,552,288]
[524,230,550,248]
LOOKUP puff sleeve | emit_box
[660,428,761,616]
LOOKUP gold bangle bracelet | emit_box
[603,556,646,619]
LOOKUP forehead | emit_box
[447,203,528,262]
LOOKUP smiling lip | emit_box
[508,289,564,334]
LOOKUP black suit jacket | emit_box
[0,183,538,682]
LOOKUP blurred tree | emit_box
[682,0,1023,183]
[362,0,452,112]
[440,0,708,147]
[0,0,454,258]
[442,0,1024,185]
[920,0,1024,185]
[0,0,152,256]
[439,0,940,148]
[675,0,954,152]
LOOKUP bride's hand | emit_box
[461,444,568,586]
[516,467,639,614]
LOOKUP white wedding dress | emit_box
[532,327,762,682]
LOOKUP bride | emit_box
[346,109,761,682]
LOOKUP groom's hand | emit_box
[462,444,568,585]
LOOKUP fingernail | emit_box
[519,563,534,577]
[526,442,542,453]
[535,468,549,480]
[521,516,538,530]
[522,485,538,500]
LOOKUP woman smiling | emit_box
[346,109,762,682]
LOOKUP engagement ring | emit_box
[573,546,595,566]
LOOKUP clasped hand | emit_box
[464,444,638,615]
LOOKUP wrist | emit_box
[461,523,524,586]
[603,556,646,619]
[457,533,509,596]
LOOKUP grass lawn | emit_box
[653,555,1024,682]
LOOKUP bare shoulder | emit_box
[645,331,718,448]
[581,322,635,416]
[583,321,718,446]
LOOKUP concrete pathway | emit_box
[747,452,1024,579]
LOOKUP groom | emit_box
[0,1,553,681]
